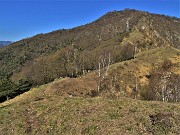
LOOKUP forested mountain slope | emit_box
[0,9,179,101]
[1,9,179,78]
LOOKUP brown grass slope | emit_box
[0,46,179,135]
[0,84,179,135]
[10,46,179,100]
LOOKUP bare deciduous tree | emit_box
[97,53,111,93]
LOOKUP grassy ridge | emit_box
[0,84,180,135]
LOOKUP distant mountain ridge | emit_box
[0,41,12,47]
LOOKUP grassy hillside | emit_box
[0,45,179,134]
[0,9,179,101]
[0,8,180,135]
[11,46,179,99]
[0,83,180,135]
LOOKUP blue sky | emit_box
[0,0,179,41]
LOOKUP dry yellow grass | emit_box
[0,86,179,135]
